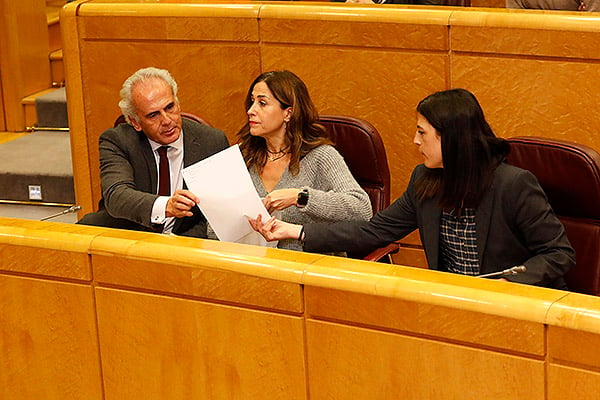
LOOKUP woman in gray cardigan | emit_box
[250,88,574,289]
[238,70,372,251]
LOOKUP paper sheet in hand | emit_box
[182,145,271,245]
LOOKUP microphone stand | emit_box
[40,205,81,221]
[477,265,527,279]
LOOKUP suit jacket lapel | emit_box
[475,185,495,271]
[138,131,159,193]
[182,120,204,168]
[421,198,441,270]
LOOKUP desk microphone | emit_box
[477,265,527,279]
[40,205,81,221]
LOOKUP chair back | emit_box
[506,136,600,295]
[113,112,213,128]
[319,115,391,216]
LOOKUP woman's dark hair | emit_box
[237,70,332,175]
[415,88,510,210]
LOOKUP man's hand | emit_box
[248,214,302,242]
[263,188,301,213]
[165,189,199,218]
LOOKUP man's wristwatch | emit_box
[297,188,309,208]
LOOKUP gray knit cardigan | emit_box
[249,145,372,251]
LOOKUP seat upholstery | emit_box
[113,112,213,128]
[319,115,395,260]
[506,136,600,295]
[319,115,391,216]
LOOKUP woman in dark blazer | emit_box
[250,88,575,289]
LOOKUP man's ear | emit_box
[130,116,142,132]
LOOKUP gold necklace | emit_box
[267,152,289,162]
[266,146,290,162]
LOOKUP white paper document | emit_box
[182,145,274,246]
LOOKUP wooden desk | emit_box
[1,217,600,399]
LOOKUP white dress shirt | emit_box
[148,130,185,233]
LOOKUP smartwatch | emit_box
[297,188,309,208]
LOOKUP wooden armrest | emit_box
[363,242,401,262]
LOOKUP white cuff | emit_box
[151,196,170,224]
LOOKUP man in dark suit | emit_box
[78,67,229,237]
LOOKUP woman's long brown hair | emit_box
[237,70,333,175]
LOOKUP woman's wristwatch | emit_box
[297,188,309,208]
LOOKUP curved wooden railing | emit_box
[1,216,600,399]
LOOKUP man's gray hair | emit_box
[118,67,179,125]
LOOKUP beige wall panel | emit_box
[79,16,259,42]
[306,319,544,400]
[548,326,600,369]
[451,55,600,150]
[305,286,544,354]
[452,26,600,60]
[92,254,304,313]
[79,41,259,206]
[0,244,91,280]
[0,275,102,400]
[260,19,448,51]
[261,45,447,200]
[548,364,600,400]
[95,287,307,400]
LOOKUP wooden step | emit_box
[49,49,64,86]
[21,88,65,129]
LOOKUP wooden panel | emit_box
[79,40,256,139]
[261,45,447,200]
[0,275,102,400]
[95,287,307,400]
[259,15,449,50]
[0,0,51,131]
[548,326,600,369]
[451,54,600,150]
[306,319,545,400]
[548,364,600,400]
[0,244,91,280]
[48,20,62,53]
[452,25,600,59]
[306,286,545,354]
[93,254,304,313]
[0,217,93,280]
[80,16,259,41]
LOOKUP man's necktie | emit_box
[157,146,170,196]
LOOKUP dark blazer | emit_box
[304,163,575,289]
[78,118,229,238]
